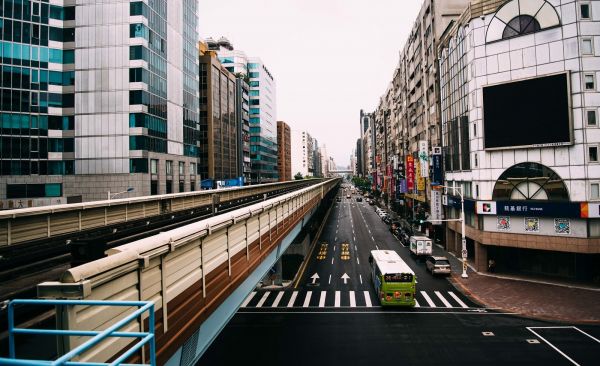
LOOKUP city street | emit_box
[200,190,600,365]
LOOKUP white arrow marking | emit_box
[341,273,350,284]
[310,273,319,284]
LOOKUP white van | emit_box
[409,236,432,257]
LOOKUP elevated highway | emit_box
[25,178,340,365]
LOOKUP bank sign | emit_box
[493,201,581,217]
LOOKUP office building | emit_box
[199,42,239,185]
[276,121,291,182]
[291,130,313,178]
[0,0,200,207]
[208,37,278,183]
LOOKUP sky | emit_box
[198,0,423,167]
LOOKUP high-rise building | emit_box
[320,145,329,178]
[236,78,251,183]
[276,121,291,182]
[199,42,238,184]
[0,0,200,207]
[207,37,278,184]
[291,130,312,178]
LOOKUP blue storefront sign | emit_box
[431,154,443,186]
[495,201,580,217]
[445,196,476,213]
[396,179,407,195]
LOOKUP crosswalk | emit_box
[240,289,474,309]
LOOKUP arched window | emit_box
[502,15,541,39]
[486,0,560,43]
[492,163,569,201]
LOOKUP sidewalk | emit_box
[444,248,600,324]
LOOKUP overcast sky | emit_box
[198,0,423,167]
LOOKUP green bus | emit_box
[368,250,416,306]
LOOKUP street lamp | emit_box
[426,185,468,279]
[108,187,134,200]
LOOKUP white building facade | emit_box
[439,0,600,282]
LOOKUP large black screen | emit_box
[483,73,571,149]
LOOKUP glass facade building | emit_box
[0,0,200,207]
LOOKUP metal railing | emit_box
[0,299,155,366]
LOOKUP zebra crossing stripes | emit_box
[256,291,270,307]
[241,289,475,309]
[287,291,299,308]
[271,291,284,308]
[420,291,437,307]
[435,291,452,308]
[363,291,372,307]
[448,291,469,308]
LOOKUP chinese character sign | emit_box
[431,154,443,185]
[406,155,415,191]
[416,159,425,191]
[418,140,428,178]
[430,189,443,225]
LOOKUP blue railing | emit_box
[0,299,155,366]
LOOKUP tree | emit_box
[294,172,304,180]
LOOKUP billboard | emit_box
[406,155,415,192]
[482,72,571,150]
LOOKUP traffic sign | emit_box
[461,249,468,258]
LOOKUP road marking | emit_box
[331,257,334,265]
[287,291,299,308]
[303,291,312,308]
[448,291,468,308]
[526,328,582,366]
[363,291,373,307]
[356,257,360,265]
[271,291,284,308]
[355,245,357,251]
[414,299,421,307]
[241,291,256,307]
[353,236,356,241]
[349,291,356,307]
[375,244,379,250]
[421,291,436,307]
[319,291,326,308]
[334,245,336,252]
[256,291,270,308]
[335,291,341,307]
[359,274,363,284]
[435,291,452,308]
[328,274,331,284]
[335,236,337,241]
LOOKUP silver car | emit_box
[425,256,451,275]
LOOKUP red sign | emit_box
[406,155,415,192]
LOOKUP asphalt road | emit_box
[199,190,600,366]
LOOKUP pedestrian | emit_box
[488,258,496,273]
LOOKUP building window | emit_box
[151,159,158,174]
[585,74,596,90]
[589,219,600,237]
[179,162,184,175]
[581,38,594,55]
[589,146,599,162]
[166,160,173,175]
[591,182,600,200]
[502,15,541,39]
[587,110,598,126]
[580,3,591,19]
[190,163,196,175]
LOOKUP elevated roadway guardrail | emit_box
[35,178,340,365]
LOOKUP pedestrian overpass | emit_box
[7,178,339,366]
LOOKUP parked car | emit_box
[368,199,375,205]
[336,197,341,202]
[346,194,351,199]
[425,256,452,275]
[382,215,392,224]
[356,197,363,202]
[390,220,401,233]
